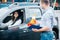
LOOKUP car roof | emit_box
[7,2,40,8]
[8,5,40,9]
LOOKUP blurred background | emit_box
[0,0,60,10]
[0,0,60,40]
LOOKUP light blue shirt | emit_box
[40,7,55,31]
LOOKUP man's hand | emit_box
[32,27,50,32]
[32,28,40,32]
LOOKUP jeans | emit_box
[40,31,54,40]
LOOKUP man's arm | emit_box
[38,26,50,32]
[32,13,51,32]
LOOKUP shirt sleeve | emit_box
[3,20,12,26]
[10,19,21,27]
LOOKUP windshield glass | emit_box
[26,7,41,18]
[0,8,9,18]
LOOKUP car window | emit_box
[26,7,41,19]
[3,9,25,24]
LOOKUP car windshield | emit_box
[0,7,9,18]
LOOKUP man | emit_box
[32,0,54,40]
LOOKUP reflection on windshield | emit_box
[0,8,9,17]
